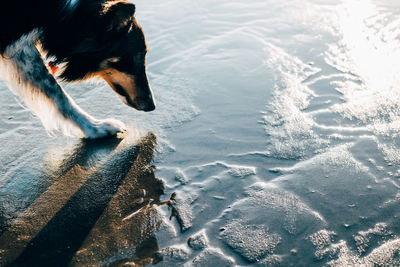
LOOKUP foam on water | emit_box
[220,220,282,262]
[268,143,400,264]
[325,238,400,266]
[187,230,208,250]
[354,222,391,254]
[216,182,326,264]
[262,44,326,159]
[190,248,235,267]
[159,244,191,264]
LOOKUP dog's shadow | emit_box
[1,132,166,266]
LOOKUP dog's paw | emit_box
[82,119,127,139]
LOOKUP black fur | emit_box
[0,0,146,82]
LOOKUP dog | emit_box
[0,0,155,138]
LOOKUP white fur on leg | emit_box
[0,58,82,136]
[82,118,127,139]
[0,31,126,138]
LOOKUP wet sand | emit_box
[2,0,400,266]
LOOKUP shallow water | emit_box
[1,0,400,266]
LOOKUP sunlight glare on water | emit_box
[329,0,400,129]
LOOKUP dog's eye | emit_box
[108,57,120,63]
[105,71,113,75]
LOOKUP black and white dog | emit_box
[0,0,155,138]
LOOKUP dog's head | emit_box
[98,2,155,112]
[59,1,155,112]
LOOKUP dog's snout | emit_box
[134,96,156,112]
[145,92,156,111]
[145,101,156,112]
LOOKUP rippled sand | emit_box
[1,0,400,266]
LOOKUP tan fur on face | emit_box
[100,68,137,101]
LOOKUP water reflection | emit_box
[0,133,168,266]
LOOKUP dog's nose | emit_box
[142,92,156,112]
[134,96,156,112]
[144,101,156,112]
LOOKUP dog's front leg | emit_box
[0,33,126,138]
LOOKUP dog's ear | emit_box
[104,1,136,32]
